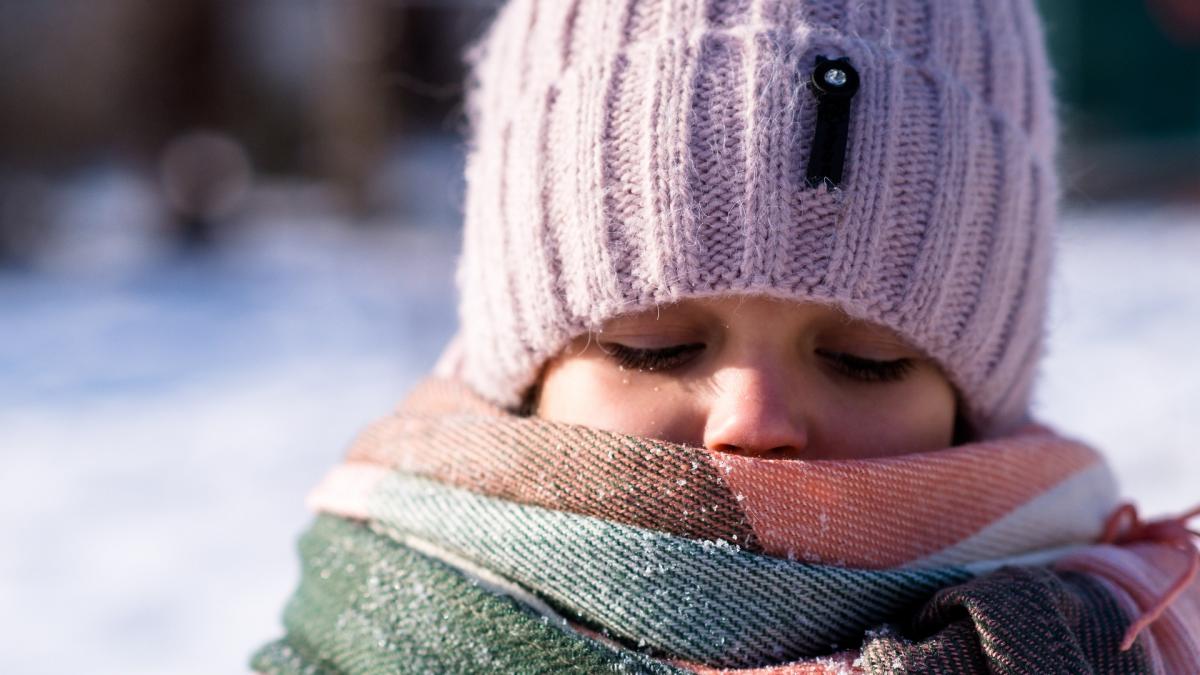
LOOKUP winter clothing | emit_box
[456,0,1059,438]
[250,378,1200,674]
[254,1,1200,672]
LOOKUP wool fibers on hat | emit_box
[455,0,1060,439]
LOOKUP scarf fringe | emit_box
[253,377,1200,674]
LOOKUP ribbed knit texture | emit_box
[456,0,1060,437]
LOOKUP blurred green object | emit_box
[1039,0,1200,140]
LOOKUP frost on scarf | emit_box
[252,378,1200,674]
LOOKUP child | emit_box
[253,0,1200,672]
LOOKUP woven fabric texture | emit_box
[456,0,1060,437]
[252,379,1200,673]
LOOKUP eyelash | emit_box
[598,343,915,383]
[814,349,916,383]
[599,343,705,372]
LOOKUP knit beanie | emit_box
[455,0,1060,439]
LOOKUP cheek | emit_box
[905,372,959,443]
[537,360,702,444]
[824,372,957,456]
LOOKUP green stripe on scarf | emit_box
[251,516,684,674]
[365,473,973,667]
[254,512,1149,674]
[253,380,1167,673]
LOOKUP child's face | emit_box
[536,295,957,460]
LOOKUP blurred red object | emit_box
[1148,0,1200,43]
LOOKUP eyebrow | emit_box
[602,306,709,331]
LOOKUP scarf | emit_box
[252,378,1200,674]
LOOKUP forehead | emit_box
[605,296,847,326]
[600,295,914,342]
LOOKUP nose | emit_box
[702,364,809,459]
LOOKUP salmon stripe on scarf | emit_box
[252,379,1200,674]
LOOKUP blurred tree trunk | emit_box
[310,0,392,217]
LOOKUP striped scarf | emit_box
[252,378,1200,674]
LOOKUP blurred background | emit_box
[0,1,1197,673]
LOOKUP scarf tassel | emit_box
[1100,502,1200,651]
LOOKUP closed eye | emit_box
[816,349,915,383]
[598,343,705,372]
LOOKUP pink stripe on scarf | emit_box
[1058,543,1200,674]
[715,426,1107,568]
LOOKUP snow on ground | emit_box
[1039,206,1200,514]
[0,174,1197,674]
[0,215,460,675]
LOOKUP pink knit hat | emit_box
[455,0,1060,439]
